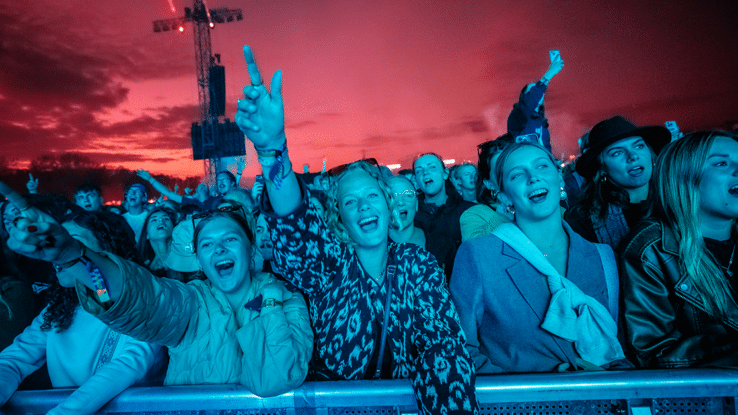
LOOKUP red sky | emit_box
[1,0,737,183]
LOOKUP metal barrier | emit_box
[4,369,738,415]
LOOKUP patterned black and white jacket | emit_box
[262,186,479,415]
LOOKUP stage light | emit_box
[179,26,184,32]
[209,22,214,28]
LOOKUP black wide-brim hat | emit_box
[576,115,671,179]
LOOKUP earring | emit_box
[560,187,568,200]
[505,205,515,217]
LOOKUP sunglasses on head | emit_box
[327,158,379,177]
[191,204,245,230]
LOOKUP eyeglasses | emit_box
[327,158,379,177]
[392,190,417,201]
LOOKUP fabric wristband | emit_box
[256,142,291,190]
[79,254,112,304]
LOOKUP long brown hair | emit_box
[652,131,738,318]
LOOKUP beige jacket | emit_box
[77,254,312,397]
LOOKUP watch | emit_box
[261,298,283,309]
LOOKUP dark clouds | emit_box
[0,1,197,167]
[1,0,737,180]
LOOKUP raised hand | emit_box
[235,46,285,150]
[26,174,39,194]
[545,54,564,79]
[251,180,264,202]
[257,277,293,305]
[0,181,80,263]
[136,169,152,182]
[237,157,246,172]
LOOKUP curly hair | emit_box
[325,161,394,247]
[42,210,140,332]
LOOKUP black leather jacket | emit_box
[619,218,738,368]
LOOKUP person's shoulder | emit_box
[391,241,430,262]
[564,202,590,222]
[460,232,505,255]
[390,242,445,278]
[463,204,492,215]
[457,199,476,212]
[620,218,663,258]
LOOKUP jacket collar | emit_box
[418,180,464,214]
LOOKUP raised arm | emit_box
[136,170,183,203]
[26,174,38,194]
[235,46,300,216]
[0,182,123,304]
[235,157,246,188]
[541,53,564,85]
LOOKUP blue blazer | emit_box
[450,222,615,374]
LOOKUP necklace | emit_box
[725,244,735,278]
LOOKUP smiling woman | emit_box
[236,45,478,415]
[451,142,629,374]
[0,180,313,398]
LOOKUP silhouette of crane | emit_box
[153,0,244,179]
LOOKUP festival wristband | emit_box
[256,143,291,190]
[79,254,112,304]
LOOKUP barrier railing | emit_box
[4,369,738,415]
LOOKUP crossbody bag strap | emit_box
[373,264,396,379]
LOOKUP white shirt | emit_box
[123,211,148,243]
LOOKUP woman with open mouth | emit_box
[0,209,164,415]
[565,116,671,251]
[235,45,478,415]
[620,131,738,369]
[0,182,313,398]
[137,206,185,281]
[451,142,629,374]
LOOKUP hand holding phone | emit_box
[545,50,564,80]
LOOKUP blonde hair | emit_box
[325,161,394,247]
[653,131,738,318]
[494,142,560,193]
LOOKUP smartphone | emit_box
[549,50,560,62]
[255,174,265,184]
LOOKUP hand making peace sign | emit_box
[235,46,286,151]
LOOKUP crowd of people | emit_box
[1,45,737,415]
